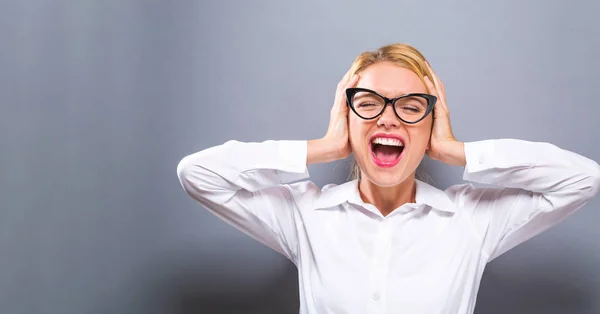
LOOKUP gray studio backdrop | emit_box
[1,1,599,313]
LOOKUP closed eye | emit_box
[357,103,378,108]
[400,106,420,112]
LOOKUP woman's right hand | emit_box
[307,69,360,164]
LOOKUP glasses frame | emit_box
[345,87,437,124]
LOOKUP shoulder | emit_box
[284,180,348,211]
[443,181,527,213]
[443,182,481,209]
[282,180,322,207]
[444,182,476,197]
[285,180,322,195]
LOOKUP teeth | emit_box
[372,137,404,147]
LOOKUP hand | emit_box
[307,69,360,164]
[424,62,466,166]
[325,69,361,156]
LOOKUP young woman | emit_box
[176,43,600,313]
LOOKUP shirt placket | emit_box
[365,218,392,314]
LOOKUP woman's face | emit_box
[349,61,433,187]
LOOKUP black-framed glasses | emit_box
[346,87,437,124]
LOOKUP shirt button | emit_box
[372,293,380,301]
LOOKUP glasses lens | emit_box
[394,95,429,123]
[351,91,431,122]
[351,91,385,119]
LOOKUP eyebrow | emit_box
[358,88,414,98]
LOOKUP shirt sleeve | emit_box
[176,140,309,262]
[459,139,600,262]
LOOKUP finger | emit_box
[337,74,359,101]
[338,74,359,110]
[425,63,447,109]
[425,62,443,92]
[425,61,436,80]
[336,69,354,101]
[424,76,441,105]
[424,75,437,96]
[339,68,353,87]
[333,74,358,113]
[346,74,360,88]
[424,76,447,114]
[425,62,442,91]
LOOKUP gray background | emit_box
[1,0,599,313]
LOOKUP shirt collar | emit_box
[314,179,456,213]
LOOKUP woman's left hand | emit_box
[424,62,466,167]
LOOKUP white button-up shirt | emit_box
[177,139,600,314]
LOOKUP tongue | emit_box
[373,145,402,162]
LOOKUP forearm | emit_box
[436,141,467,167]
[177,140,309,195]
[463,139,600,196]
[307,138,345,165]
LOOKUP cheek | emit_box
[408,123,432,150]
[348,116,367,148]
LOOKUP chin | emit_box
[367,178,401,188]
[359,161,411,187]
[367,172,407,187]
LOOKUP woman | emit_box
[176,43,600,313]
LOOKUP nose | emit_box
[376,103,400,129]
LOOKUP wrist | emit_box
[439,141,466,166]
[307,138,344,164]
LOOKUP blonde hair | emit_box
[347,43,435,181]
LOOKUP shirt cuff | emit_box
[463,140,496,177]
[462,139,539,181]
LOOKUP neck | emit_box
[358,175,417,217]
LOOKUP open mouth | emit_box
[369,136,405,168]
